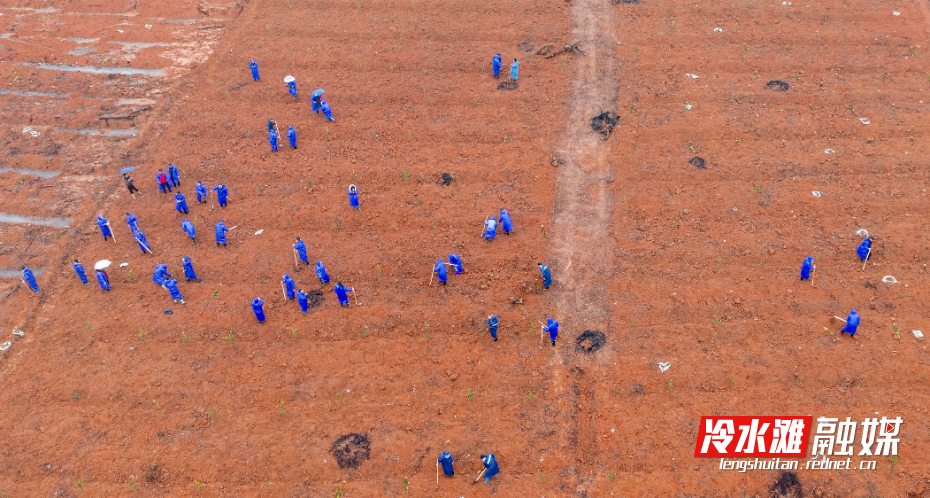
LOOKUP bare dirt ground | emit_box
[1,0,929,496]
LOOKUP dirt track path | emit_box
[549,0,619,326]
[546,0,619,493]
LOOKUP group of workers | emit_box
[152,259,201,304]
[251,58,335,152]
[482,209,514,241]
[796,235,873,336]
[435,451,500,484]
[32,145,366,313]
[57,172,232,301]
[491,53,520,80]
[17,46,876,344]
[10,52,886,490]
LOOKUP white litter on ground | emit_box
[658,362,671,373]
[812,191,822,197]
[685,73,699,79]
[881,276,898,283]
[914,330,924,339]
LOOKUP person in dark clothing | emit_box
[123,173,141,197]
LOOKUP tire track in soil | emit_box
[546,0,618,494]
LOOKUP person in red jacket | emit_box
[157,169,171,193]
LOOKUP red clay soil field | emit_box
[1,0,929,495]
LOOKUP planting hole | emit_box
[331,433,371,469]
[575,330,606,353]
[766,80,790,91]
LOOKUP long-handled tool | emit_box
[862,247,872,271]
[435,463,439,490]
[429,269,434,286]
[293,249,299,268]
[540,321,545,346]
[137,240,152,254]
[107,222,116,242]
[810,266,816,287]
[833,316,847,323]
[281,281,287,299]
[353,289,360,306]
[474,468,487,484]
[480,217,489,239]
